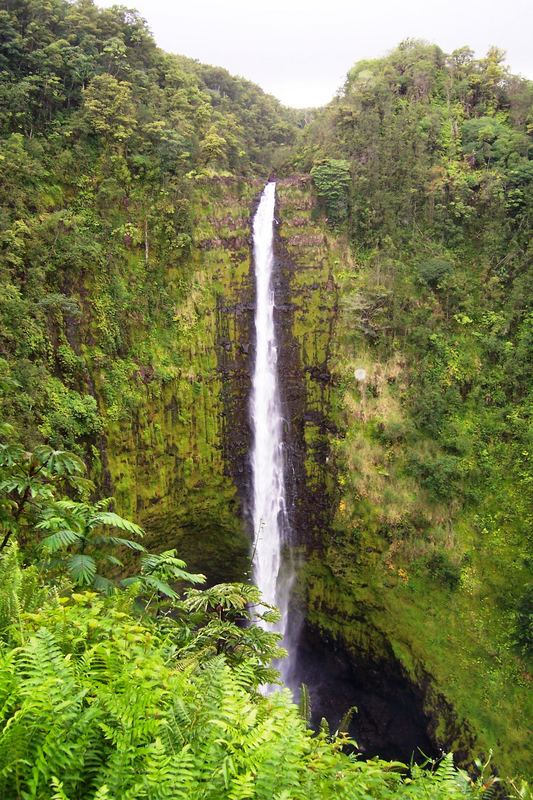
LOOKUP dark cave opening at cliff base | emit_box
[293,623,439,764]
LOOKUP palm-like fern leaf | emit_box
[68,554,97,586]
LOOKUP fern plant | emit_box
[0,546,515,800]
[121,548,205,608]
[0,437,522,798]
[0,428,88,552]
[36,497,145,591]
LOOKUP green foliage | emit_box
[406,452,458,501]
[0,429,88,550]
[294,38,533,781]
[0,544,504,799]
[122,548,205,603]
[513,583,533,659]
[37,497,145,590]
[462,117,530,167]
[0,0,297,457]
[0,430,152,591]
[417,257,453,288]
[0,433,513,795]
[82,73,136,142]
[310,158,351,224]
[299,40,532,247]
[425,551,462,590]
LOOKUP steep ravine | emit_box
[98,175,475,767]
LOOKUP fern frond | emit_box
[297,684,311,726]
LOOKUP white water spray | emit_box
[250,181,293,684]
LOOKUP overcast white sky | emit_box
[96,0,533,107]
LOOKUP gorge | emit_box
[0,1,531,795]
[246,178,440,758]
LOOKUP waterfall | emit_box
[250,181,293,686]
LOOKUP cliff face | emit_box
[99,175,341,586]
[272,179,444,762]
[95,176,464,766]
[264,178,530,777]
[96,178,262,584]
[76,175,530,777]
[272,179,531,778]
[274,177,339,546]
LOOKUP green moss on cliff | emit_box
[286,41,532,779]
[0,0,296,581]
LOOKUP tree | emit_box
[0,430,146,591]
[199,123,229,167]
[310,158,351,224]
[82,73,136,142]
[0,430,87,552]
[36,497,145,590]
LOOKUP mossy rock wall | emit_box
[274,178,531,780]
[81,172,530,779]
[274,177,342,543]
[88,177,263,583]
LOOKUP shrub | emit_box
[426,550,461,590]
[407,453,458,500]
[417,257,453,288]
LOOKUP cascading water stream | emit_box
[250,181,293,687]
[246,182,435,758]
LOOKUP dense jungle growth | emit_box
[0,0,531,797]
[293,40,532,781]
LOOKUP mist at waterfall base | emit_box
[248,182,437,761]
[249,181,296,689]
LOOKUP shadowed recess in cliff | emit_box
[294,622,440,763]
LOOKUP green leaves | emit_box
[0,546,514,800]
[98,535,145,552]
[121,549,206,605]
[311,159,351,225]
[0,437,147,589]
[40,529,81,553]
[35,499,146,589]
[90,512,143,538]
[184,582,258,614]
[33,447,85,477]
[0,442,25,468]
[0,436,94,553]
[68,554,96,586]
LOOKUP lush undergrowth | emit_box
[0,436,505,799]
[0,0,298,453]
[0,552,499,800]
[0,0,296,577]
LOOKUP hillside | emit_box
[285,41,533,778]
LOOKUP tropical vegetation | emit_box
[0,0,531,795]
